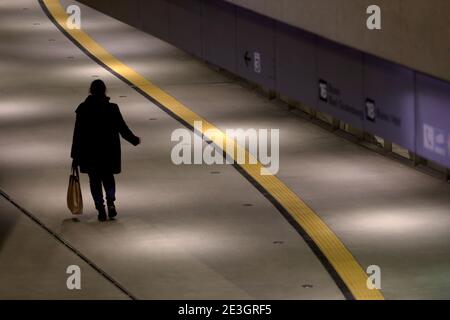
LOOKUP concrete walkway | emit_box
[63,0,450,299]
[2,0,450,299]
[0,0,342,299]
[0,196,128,299]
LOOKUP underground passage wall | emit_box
[77,0,450,170]
[224,0,450,84]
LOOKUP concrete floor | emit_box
[0,197,128,299]
[1,0,450,299]
[66,0,450,299]
[0,0,342,299]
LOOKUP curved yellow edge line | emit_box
[43,0,384,300]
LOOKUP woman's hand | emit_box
[135,137,142,146]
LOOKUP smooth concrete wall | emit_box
[202,0,237,74]
[141,0,170,41]
[76,0,450,169]
[224,0,450,84]
[169,0,203,57]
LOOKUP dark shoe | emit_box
[108,205,117,219]
[97,207,107,222]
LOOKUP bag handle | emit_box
[71,165,80,178]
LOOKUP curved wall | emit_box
[225,0,450,83]
[77,0,450,169]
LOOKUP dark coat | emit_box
[71,95,139,174]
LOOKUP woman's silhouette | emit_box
[71,80,141,221]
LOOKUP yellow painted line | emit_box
[43,0,384,300]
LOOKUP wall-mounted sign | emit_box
[317,78,362,119]
[317,39,364,129]
[365,99,376,122]
[319,79,328,102]
[363,56,415,150]
[423,124,446,157]
[416,74,450,168]
[243,51,262,74]
[244,50,251,67]
[254,52,262,74]
[237,7,276,89]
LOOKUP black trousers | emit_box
[88,172,116,210]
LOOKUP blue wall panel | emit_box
[169,0,203,58]
[236,7,276,90]
[202,0,237,73]
[317,39,364,129]
[141,0,170,42]
[363,56,415,150]
[275,22,317,109]
[107,0,141,29]
[75,0,450,168]
[416,74,450,168]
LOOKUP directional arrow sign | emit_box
[244,50,251,67]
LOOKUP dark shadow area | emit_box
[0,197,20,251]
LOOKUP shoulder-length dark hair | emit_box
[89,79,107,97]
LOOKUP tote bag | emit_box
[67,166,83,215]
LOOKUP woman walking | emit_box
[71,80,141,221]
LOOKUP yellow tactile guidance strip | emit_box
[41,0,384,300]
